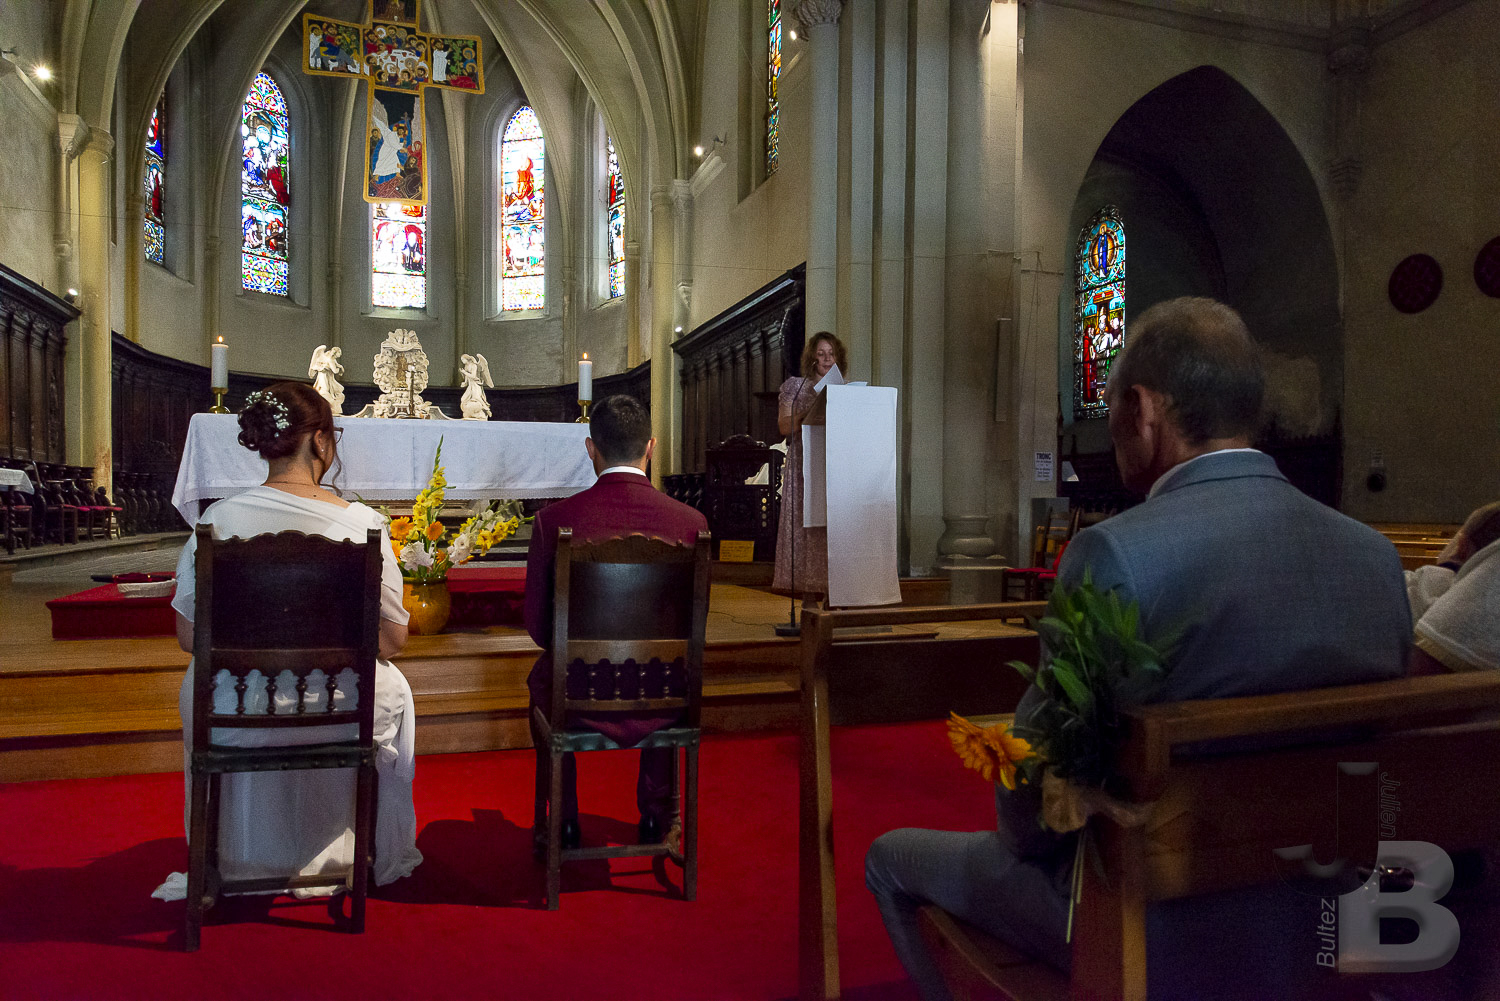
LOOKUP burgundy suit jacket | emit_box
[525,471,709,745]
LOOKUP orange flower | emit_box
[433,548,449,565]
[424,521,445,541]
[390,539,403,562]
[947,712,1033,790]
[389,518,413,542]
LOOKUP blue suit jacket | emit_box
[1051,449,1410,702]
[1005,450,1409,857]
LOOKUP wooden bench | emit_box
[1370,522,1460,570]
[796,601,1048,1001]
[913,671,1500,1001]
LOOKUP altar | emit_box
[172,413,595,522]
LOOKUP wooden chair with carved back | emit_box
[912,671,1500,1001]
[184,525,383,951]
[532,528,712,910]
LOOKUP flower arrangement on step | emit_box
[380,437,526,584]
[948,571,1179,938]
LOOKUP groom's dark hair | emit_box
[590,395,652,465]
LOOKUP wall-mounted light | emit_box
[64,288,79,303]
[674,326,683,333]
[32,64,51,81]
[789,29,798,40]
[693,145,704,158]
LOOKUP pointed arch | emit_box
[240,70,291,296]
[499,105,546,310]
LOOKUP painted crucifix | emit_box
[302,0,484,206]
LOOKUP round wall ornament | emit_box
[1388,254,1442,314]
[1474,236,1500,298]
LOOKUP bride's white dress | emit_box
[154,487,423,899]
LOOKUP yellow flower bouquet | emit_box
[381,438,525,584]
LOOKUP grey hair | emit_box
[1108,296,1264,444]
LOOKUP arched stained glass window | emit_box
[240,72,290,296]
[144,93,166,265]
[500,106,545,311]
[766,0,782,175]
[1073,206,1125,419]
[605,134,624,299]
[372,202,427,308]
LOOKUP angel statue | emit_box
[459,353,494,420]
[308,345,345,414]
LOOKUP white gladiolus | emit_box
[448,533,474,565]
[400,542,435,572]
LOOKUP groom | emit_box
[523,394,708,849]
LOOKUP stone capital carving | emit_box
[81,129,115,160]
[793,0,844,27]
[57,114,91,162]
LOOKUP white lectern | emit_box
[801,384,900,607]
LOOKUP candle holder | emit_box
[575,399,592,423]
[209,388,229,414]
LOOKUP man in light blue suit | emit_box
[867,297,1410,1000]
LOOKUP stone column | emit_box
[937,0,998,563]
[794,0,843,338]
[625,237,644,368]
[649,184,677,480]
[73,129,115,491]
[671,178,694,338]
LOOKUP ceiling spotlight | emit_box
[33,64,51,81]
[693,145,704,158]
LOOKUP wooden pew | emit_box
[913,671,1500,1001]
[797,601,1048,1001]
[1370,522,1460,570]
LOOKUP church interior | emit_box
[2,0,1498,998]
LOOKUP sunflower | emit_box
[947,712,1034,790]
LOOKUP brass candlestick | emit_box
[575,399,592,423]
[209,388,229,414]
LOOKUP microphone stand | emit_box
[774,373,808,638]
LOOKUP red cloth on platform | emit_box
[46,583,177,640]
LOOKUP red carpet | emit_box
[0,721,993,1001]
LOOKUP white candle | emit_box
[211,337,228,389]
[578,354,593,401]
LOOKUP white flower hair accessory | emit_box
[242,390,291,432]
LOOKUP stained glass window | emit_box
[144,93,166,265]
[766,0,782,175]
[500,106,545,311]
[240,72,290,296]
[606,134,624,299]
[372,202,427,309]
[1073,206,1126,419]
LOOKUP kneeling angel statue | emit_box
[460,353,494,420]
[308,345,346,415]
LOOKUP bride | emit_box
[155,382,422,899]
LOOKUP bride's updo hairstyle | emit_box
[237,382,341,485]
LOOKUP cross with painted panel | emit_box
[301,0,484,207]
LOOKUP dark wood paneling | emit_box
[0,263,77,464]
[673,264,805,472]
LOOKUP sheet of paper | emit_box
[825,384,900,607]
[813,363,845,394]
[802,424,827,527]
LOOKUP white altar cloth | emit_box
[0,469,34,493]
[172,414,595,523]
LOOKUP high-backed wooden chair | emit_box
[532,528,712,910]
[912,671,1500,1001]
[185,526,383,951]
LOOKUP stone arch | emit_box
[1063,65,1340,441]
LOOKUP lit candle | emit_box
[210,336,228,389]
[578,353,593,402]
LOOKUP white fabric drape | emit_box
[824,385,901,608]
[173,413,595,523]
[154,488,422,899]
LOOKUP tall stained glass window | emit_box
[240,72,290,296]
[500,106,545,311]
[372,202,427,309]
[144,93,166,265]
[605,134,624,299]
[1073,206,1126,419]
[766,0,782,175]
